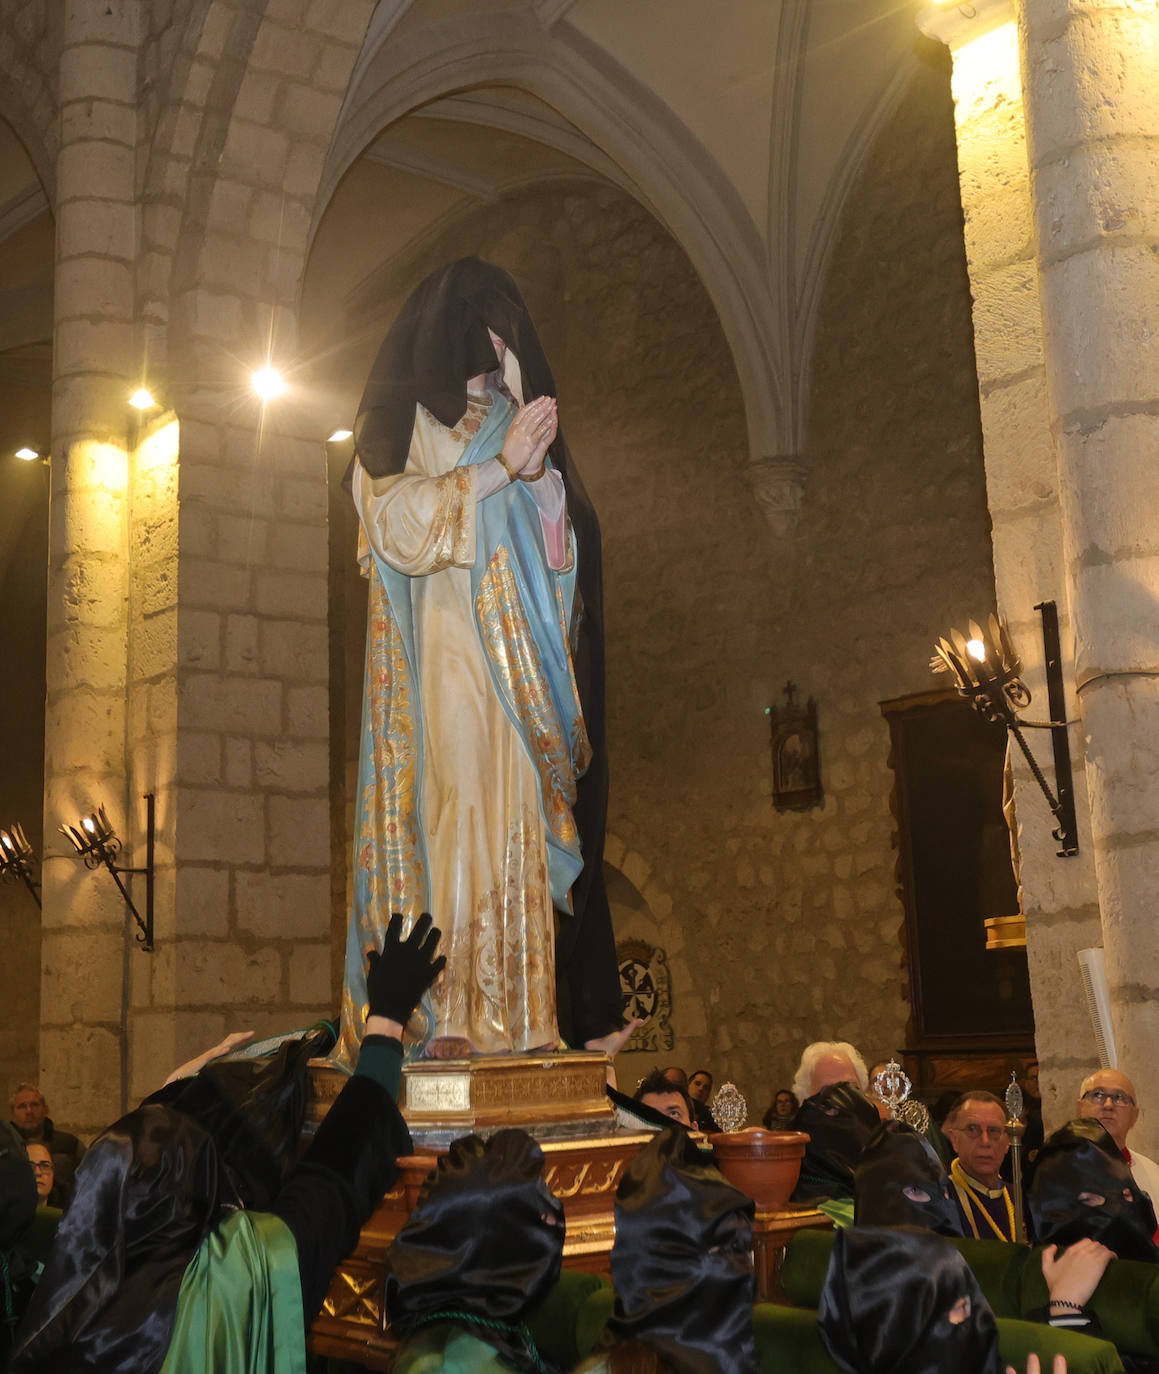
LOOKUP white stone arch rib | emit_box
[318,10,787,463]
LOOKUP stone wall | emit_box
[316,47,998,1112]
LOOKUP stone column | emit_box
[1018,0,1159,1145]
[917,0,1104,1127]
[41,0,140,1130]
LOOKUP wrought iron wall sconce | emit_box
[60,795,156,951]
[0,822,42,908]
[932,600,1078,857]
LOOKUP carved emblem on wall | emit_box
[617,937,674,1052]
[767,680,823,812]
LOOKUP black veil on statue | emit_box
[819,1227,1003,1374]
[354,256,620,1046]
[1028,1118,1158,1262]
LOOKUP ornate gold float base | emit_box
[401,1049,616,1147]
[304,1058,831,1369]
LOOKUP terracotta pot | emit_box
[708,1128,809,1211]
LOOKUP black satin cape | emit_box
[1028,1118,1158,1262]
[387,1129,564,1373]
[608,1126,757,1374]
[144,1024,333,1211]
[819,1226,1003,1374]
[9,1104,222,1374]
[791,1083,882,1202]
[854,1120,963,1235]
[352,257,620,1047]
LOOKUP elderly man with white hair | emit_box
[792,1041,869,1104]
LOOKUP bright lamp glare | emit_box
[252,366,287,401]
[966,638,987,662]
[129,389,155,410]
[327,429,353,443]
[15,447,39,462]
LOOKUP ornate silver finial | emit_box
[711,1082,748,1133]
[872,1055,912,1119]
[897,1098,932,1133]
[1005,1071,1024,1124]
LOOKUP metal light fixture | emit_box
[0,823,41,908]
[60,796,156,950]
[932,600,1078,856]
[129,388,156,410]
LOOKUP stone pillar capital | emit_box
[917,0,1014,51]
[746,454,808,537]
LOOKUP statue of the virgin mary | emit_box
[335,258,620,1065]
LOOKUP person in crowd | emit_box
[9,1083,85,1203]
[0,1119,38,1364]
[634,1069,695,1128]
[762,1088,799,1130]
[23,1145,63,1211]
[1022,1059,1045,1159]
[387,1129,565,1372]
[944,1091,1017,1241]
[791,1082,880,1206]
[661,1067,689,1090]
[8,912,444,1374]
[853,1120,963,1235]
[1076,1068,1159,1207]
[577,1125,757,1374]
[1028,1118,1157,1263]
[686,1068,721,1133]
[791,1042,869,1104]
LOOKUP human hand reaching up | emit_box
[365,911,446,1039]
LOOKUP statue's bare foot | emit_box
[585,1019,644,1058]
[423,1036,473,1060]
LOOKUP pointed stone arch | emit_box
[317,8,788,465]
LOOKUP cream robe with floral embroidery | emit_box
[347,396,572,1056]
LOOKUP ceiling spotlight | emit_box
[61,797,156,951]
[129,389,156,410]
[252,366,287,401]
[15,447,39,461]
[327,428,353,443]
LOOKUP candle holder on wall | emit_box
[0,822,42,908]
[60,794,155,951]
[931,600,1078,857]
[766,681,823,812]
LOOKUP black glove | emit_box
[366,912,446,1026]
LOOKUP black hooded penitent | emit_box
[9,1105,222,1374]
[819,1226,1002,1374]
[608,1125,757,1374]
[1028,1117,1158,1263]
[387,1129,564,1373]
[854,1120,963,1236]
[792,1082,881,1202]
[354,256,619,1045]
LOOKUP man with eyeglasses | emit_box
[943,1090,1016,1241]
[1077,1068,1159,1214]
